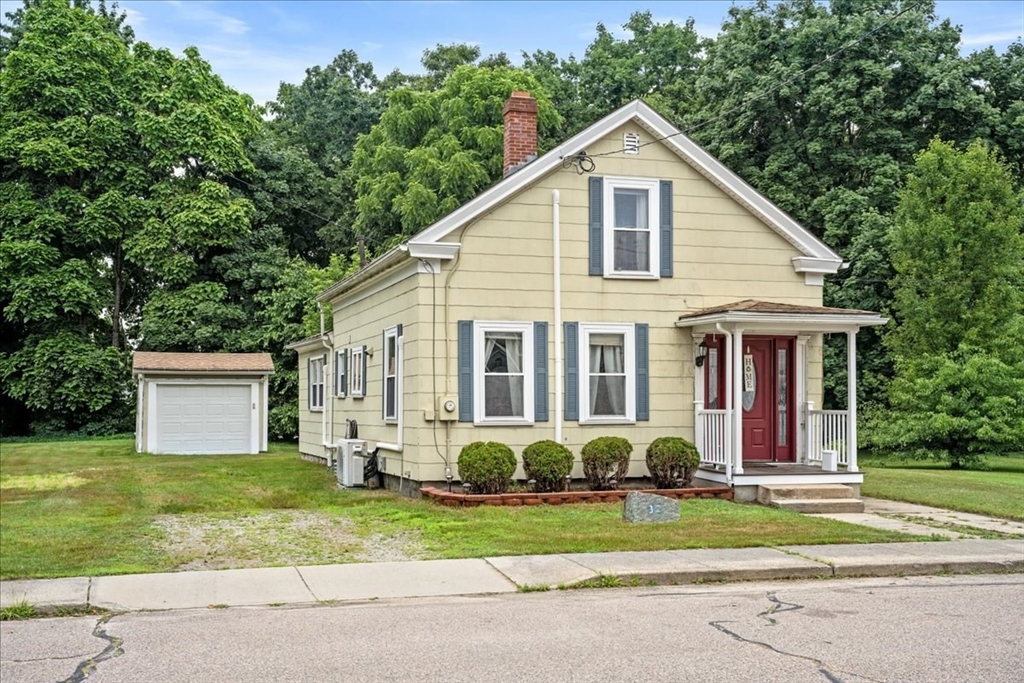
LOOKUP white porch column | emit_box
[847,329,858,473]
[692,333,705,458]
[795,335,809,465]
[733,328,744,475]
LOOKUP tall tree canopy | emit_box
[687,0,1009,407]
[0,0,258,433]
[351,65,562,245]
[869,139,1024,467]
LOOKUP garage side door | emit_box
[156,384,253,455]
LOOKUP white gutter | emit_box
[136,374,144,453]
[552,190,563,444]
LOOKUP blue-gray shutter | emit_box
[342,350,350,397]
[361,345,367,397]
[589,176,604,276]
[564,322,579,420]
[660,180,673,277]
[534,321,548,422]
[457,320,473,422]
[636,323,650,421]
[382,329,388,419]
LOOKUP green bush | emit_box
[580,436,632,490]
[522,440,574,492]
[645,437,700,488]
[457,441,517,494]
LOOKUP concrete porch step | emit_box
[771,498,866,514]
[757,484,857,503]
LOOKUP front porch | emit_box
[675,300,887,493]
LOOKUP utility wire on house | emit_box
[583,0,925,162]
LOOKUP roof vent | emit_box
[623,132,640,155]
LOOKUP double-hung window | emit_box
[334,349,347,397]
[474,321,534,424]
[350,346,365,398]
[308,356,325,411]
[579,323,635,423]
[383,327,400,422]
[604,177,660,278]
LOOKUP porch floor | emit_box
[700,462,853,476]
[696,461,864,491]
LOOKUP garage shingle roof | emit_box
[132,352,274,373]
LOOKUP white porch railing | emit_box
[807,408,849,466]
[696,408,731,478]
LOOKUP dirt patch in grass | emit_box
[152,511,428,570]
[0,472,89,491]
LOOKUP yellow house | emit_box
[289,94,885,500]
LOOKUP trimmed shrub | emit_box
[580,436,632,490]
[645,437,700,488]
[522,440,574,492]
[457,441,517,494]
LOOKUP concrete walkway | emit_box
[3,539,1022,614]
[809,497,1024,539]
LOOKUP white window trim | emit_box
[603,176,660,280]
[350,346,365,398]
[473,321,535,426]
[309,355,325,412]
[579,322,636,424]
[335,349,347,398]
[383,326,400,423]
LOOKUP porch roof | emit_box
[674,299,887,332]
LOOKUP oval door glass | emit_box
[742,352,756,412]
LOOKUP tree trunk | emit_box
[112,244,122,349]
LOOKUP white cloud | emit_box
[961,30,1022,46]
[123,7,146,26]
[363,41,383,51]
[168,1,250,37]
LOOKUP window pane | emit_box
[590,375,626,416]
[708,348,719,409]
[484,376,524,417]
[386,377,396,417]
[613,188,648,229]
[484,332,523,374]
[387,336,397,375]
[589,334,624,373]
[613,230,650,272]
[777,348,788,445]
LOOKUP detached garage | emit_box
[133,352,274,455]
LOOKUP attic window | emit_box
[623,132,640,155]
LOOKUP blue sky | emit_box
[4,1,1022,104]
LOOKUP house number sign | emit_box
[742,353,756,412]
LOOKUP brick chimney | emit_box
[503,91,538,177]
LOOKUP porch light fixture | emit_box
[695,340,709,368]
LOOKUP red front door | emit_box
[741,339,773,460]
[704,335,795,462]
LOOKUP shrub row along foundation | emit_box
[421,486,733,507]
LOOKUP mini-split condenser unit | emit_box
[335,439,368,488]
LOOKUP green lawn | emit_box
[1,438,923,580]
[862,454,1024,521]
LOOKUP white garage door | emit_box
[155,384,253,454]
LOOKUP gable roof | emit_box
[319,99,843,303]
[133,352,274,374]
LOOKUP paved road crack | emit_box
[57,614,124,683]
[710,591,885,683]
[8,654,93,663]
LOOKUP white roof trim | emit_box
[405,242,460,260]
[675,311,888,330]
[409,99,841,263]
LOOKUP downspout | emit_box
[716,323,733,483]
[552,190,563,444]
[319,303,336,465]
[136,373,144,453]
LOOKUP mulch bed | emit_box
[420,486,733,507]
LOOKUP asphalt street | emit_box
[2,574,1022,683]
